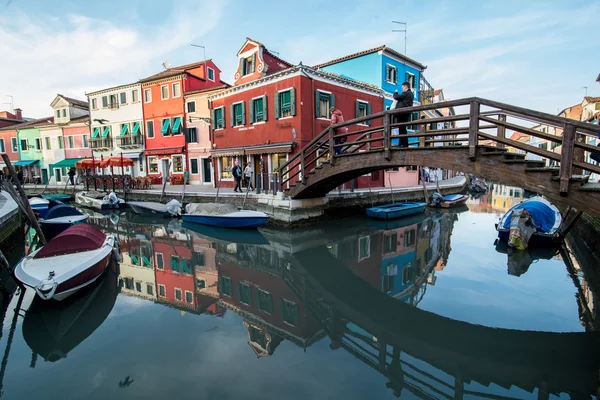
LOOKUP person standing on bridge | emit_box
[330,107,348,155]
[393,82,414,148]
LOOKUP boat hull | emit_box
[40,215,89,240]
[182,212,267,229]
[75,192,125,210]
[432,195,469,208]
[128,203,170,217]
[43,194,73,202]
[366,202,427,220]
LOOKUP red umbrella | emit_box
[99,156,134,168]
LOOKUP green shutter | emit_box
[366,103,372,126]
[92,127,99,138]
[290,88,296,116]
[120,124,128,136]
[262,96,268,121]
[241,102,246,125]
[249,98,255,123]
[330,93,335,110]
[161,119,170,135]
[131,255,139,265]
[241,59,246,76]
[131,122,141,135]
[102,126,110,138]
[211,109,216,129]
[405,72,410,85]
[355,101,360,119]
[315,90,320,116]
[230,104,234,127]
[251,53,256,73]
[222,108,226,128]
[172,117,182,133]
[274,92,281,119]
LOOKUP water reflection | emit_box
[4,205,600,399]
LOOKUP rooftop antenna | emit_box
[191,44,208,78]
[582,86,588,97]
[162,61,171,70]
[392,21,407,56]
[5,95,13,113]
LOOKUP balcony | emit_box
[106,102,119,110]
[90,138,114,150]
[117,135,143,149]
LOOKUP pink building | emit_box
[63,116,92,159]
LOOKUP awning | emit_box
[210,148,244,157]
[131,122,141,135]
[145,146,185,156]
[14,160,39,166]
[92,127,100,138]
[122,152,142,159]
[52,158,83,168]
[212,142,295,157]
[102,126,110,138]
[161,119,171,135]
[120,124,129,136]
[172,117,182,133]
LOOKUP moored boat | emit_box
[75,191,125,210]
[496,196,562,248]
[14,224,119,301]
[29,197,50,218]
[39,204,89,240]
[182,202,268,229]
[430,193,469,208]
[42,193,73,203]
[366,202,427,220]
[127,200,182,217]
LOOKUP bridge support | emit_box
[383,114,391,160]
[468,100,480,161]
[497,114,506,148]
[559,123,576,195]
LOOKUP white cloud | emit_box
[0,1,226,118]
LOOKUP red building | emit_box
[140,60,225,183]
[0,125,22,167]
[0,109,23,129]
[209,38,385,190]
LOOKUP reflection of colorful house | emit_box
[327,231,382,288]
[191,234,219,299]
[118,235,156,301]
[380,221,420,303]
[490,184,524,212]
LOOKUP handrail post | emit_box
[301,149,306,185]
[383,113,391,160]
[328,127,336,166]
[469,100,480,160]
[559,123,576,195]
[497,114,506,148]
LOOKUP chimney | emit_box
[14,108,22,121]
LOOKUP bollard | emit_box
[256,174,261,194]
[273,174,279,195]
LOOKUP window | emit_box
[386,64,398,84]
[241,54,256,75]
[0,139,4,153]
[171,117,182,135]
[172,155,183,173]
[147,284,153,295]
[45,137,51,150]
[219,156,233,179]
[146,120,154,138]
[158,284,166,297]
[61,109,66,117]
[207,67,215,81]
[186,101,196,113]
[383,232,398,254]
[190,158,199,174]
[55,110,60,118]
[212,107,225,129]
[277,90,295,118]
[33,138,40,150]
[258,290,273,314]
[91,98,97,110]
[404,229,416,247]
[358,236,371,261]
[172,82,181,98]
[58,136,64,149]
[405,73,416,90]
[68,136,74,148]
[251,96,267,123]
[552,141,560,150]
[125,278,134,290]
[132,90,139,103]
[249,326,266,348]
[11,138,17,152]
[356,100,371,126]
[109,94,118,108]
[156,252,164,269]
[539,142,548,150]
[20,139,27,151]
[119,92,126,104]
[187,127,198,143]
[102,96,108,108]
[161,118,171,136]
[316,90,334,119]
[144,89,152,103]
[149,157,159,173]
[220,276,232,296]
[161,85,169,100]
[271,153,287,176]
[238,283,252,305]
[82,135,88,148]
[231,102,245,127]
[135,282,142,293]
[185,291,193,303]
[281,299,298,326]
[174,288,182,301]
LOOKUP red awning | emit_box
[144,147,185,156]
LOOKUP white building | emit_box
[87,83,145,176]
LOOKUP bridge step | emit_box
[481,151,509,157]
[552,175,591,183]
[525,167,560,173]
[480,145,507,153]
[579,182,600,191]
[503,159,546,168]
[501,153,526,160]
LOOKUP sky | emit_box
[1,0,598,119]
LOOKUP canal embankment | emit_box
[0,191,24,275]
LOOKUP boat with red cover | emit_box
[14,225,119,301]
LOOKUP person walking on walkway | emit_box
[244,162,254,191]
[393,82,414,148]
[330,107,348,155]
[232,161,243,192]
[68,167,76,185]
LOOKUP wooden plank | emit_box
[301,149,306,185]
[479,115,562,145]
[497,114,506,149]
[477,131,561,161]
[469,100,480,160]
[383,114,390,160]
[387,97,475,117]
[559,123,575,194]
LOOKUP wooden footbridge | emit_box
[277,97,600,216]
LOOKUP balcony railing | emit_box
[117,135,143,148]
[90,138,114,149]
[107,102,119,110]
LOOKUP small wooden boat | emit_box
[127,200,182,217]
[366,202,427,220]
[75,191,125,210]
[496,196,562,247]
[14,224,119,301]
[430,193,469,208]
[29,197,50,218]
[43,193,73,202]
[39,204,89,240]
[182,203,268,229]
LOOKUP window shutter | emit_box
[274,92,281,119]
[251,53,256,73]
[241,102,246,125]
[262,96,268,121]
[241,59,246,76]
[249,99,254,123]
[211,110,216,129]
[315,90,320,116]
[230,104,234,127]
[405,72,410,85]
[330,93,336,109]
[366,103,372,126]
[290,88,297,116]
[355,100,360,119]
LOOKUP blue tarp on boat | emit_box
[443,194,464,201]
[502,200,556,232]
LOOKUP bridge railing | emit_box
[276,97,600,195]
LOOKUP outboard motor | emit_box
[431,192,444,207]
[107,192,119,208]
[508,208,536,250]
[165,199,183,216]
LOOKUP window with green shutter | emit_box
[181,259,191,274]
[249,326,266,349]
[356,101,372,126]
[213,107,224,129]
[251,96,267,123]
[386,64,397,84]
[161,118,171,135]
[316,91,334,119]
[232,102,245,127]
[220,276,232,296]
[281,299,299,326]
[258,290,273,314]
[275,90,295,119]
[238,282,252,305]
[170,255,179,272]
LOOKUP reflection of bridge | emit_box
[284,246,600,398]
[278,97,600,217]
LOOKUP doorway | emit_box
[162,159,170,184]
[201,158,212,184]
[42,169,49,184]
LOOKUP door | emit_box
[162,159,169,183]
[201,158,212,184]
[54,168,62,183]
[42,169,48,184]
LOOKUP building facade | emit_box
[16,120,47,183]
[87,83,146,177]
[38,121,66,184]
[0,109,24,129]
[140,60,224,183]
[0,124,22,172]
[208,38,385,190]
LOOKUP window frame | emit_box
[220,276,233,297]
[190,157,199,174]
[0,139,4,153]
[187,126,198,143]
[238,282,252,305]
[132,90,139,103]
[281,299,299,327]
[161,85,169,100]
[158,284,166,297]
[155,252,164,270]
[251,96,266,124]
[102,96,109,108]
[258,289,273,315]
[11,137,17,152]
[172,155,184,173]
[20,139,27,151]
[144,88,152,103]
[146,120,154,139]
[67,136,74,149]
[213,106,225,130]
[172,82,181,98]
[175,288,182,301]
[91,98,97,110]
[82,135,88,148]
[358,236,371,261]
[186,100,196,114]
[232,101,245,127]
[406,72,416,90]
[316,90,333,119]
[279,90,292,118]
[44,137,51,150]
[386,64,398,84]
[119,92,127,105]
[207,67,215,81]
[185,290,193,304]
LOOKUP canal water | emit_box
[1,185,599,399]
